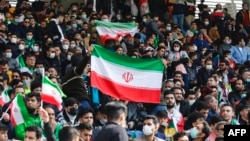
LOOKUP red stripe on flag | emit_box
[99,33,131,45]
[91,71,161,103]
[10,103,17,127]
[0,99,5,107]
[41,94,63,110]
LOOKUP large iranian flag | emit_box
[95,20,138,44]
[91,45,164,103]
[10,94,30,127]
[41,76,66,111]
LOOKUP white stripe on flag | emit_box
[91,56,162,89]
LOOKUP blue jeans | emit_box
[173,14,184,31]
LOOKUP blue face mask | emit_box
[72,23,77,28]
[241,93,247,99]
[246,79,250,83]
[190,127,199,138]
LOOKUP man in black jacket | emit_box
[45,13,64,43]
[94,101,128,141]
[61,46,93,110]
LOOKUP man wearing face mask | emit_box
[57,97,79,126]
[133,115,165,141]
[1,47,18,70]
[218,35,232,57]
[188,120,211,141]
[25,31,35,49]
[43,45,61,76]
[197,58,215,87]
[6,33,19,58]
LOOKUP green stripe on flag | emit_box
[94,20,136,29]
[43,76,66,98]
[92,44,164,72]
[16,94,31,122]
[17,55,26,68]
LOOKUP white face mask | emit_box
[189,99,195,105]
[70,43,76,48]
[32,46,39,52]
[36,68,43,74]
[63,44,69,50]
[204,21,209,25]
[26,35,33,40]
[102,19,109,22]
[174,47,180,52]
[206,65,213,70]
[81,14,87,19]
[193,45,197,51]
[19,44,25,50]
[67,55,71,61]
[142,125,153,136]
[11,38,17,44]
[5,52,12,59]
[50,53,55,59]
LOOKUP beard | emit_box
[27,108,36,114]
[166,104,175,109]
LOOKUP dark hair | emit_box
[30,80,42,92]
[77,108,93,119]
[156,110,168,119]
[143,115,158,125]
[220,103,234,111]
[163,90,175,97]
[0,60,8,66]
[25,126,43,139]
[76,123,93,131]
[173,131,188,141]
[196,101,210,111]
[26,92,41,103]
[184,111,205,130]
[171,87,184,94]
[105,101,127,121]
[64,97,78,107]
[201,121,211,140]
[59,126,79,141]
[210,116,223,125]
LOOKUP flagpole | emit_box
[41,68,45,108]
[0,104,11,121]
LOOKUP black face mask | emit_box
[68,108,78,116]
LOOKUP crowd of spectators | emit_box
[0,0,250,141]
